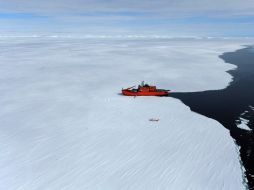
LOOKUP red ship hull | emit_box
[122,89,169,96]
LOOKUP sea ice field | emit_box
[0,37,253,190]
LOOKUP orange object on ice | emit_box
[149,118,160,122]
[122,81,170,96]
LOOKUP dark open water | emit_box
[170,47,254,189]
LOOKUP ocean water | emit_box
[171,47,254,189]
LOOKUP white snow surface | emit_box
[0,38,252,190]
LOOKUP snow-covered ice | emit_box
[236,107,254,131]
[0,37,252,190]
[237,117,251,131]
